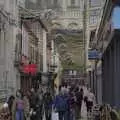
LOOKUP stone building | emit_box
[16,9,48,90]
[89,0,120,106]
[0,0,49,96]
[25,0,84,30]
[0,0,19,97]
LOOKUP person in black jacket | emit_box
[43,89,53,120]
[75,88,84,119]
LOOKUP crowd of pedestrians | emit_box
[0,84,95,120]
[0,87,53,120]
[53,84,96,120]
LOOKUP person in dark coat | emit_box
[75,88,84,119]
[53,91,68,120]
[43,89,53,120]
[29,88,38,120]
[7,96,15,120]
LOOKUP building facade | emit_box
[90,0,120,107]
[17,14,48,91]
[25,0,84,30]
[0,0,20,97]
[0,0,49,97]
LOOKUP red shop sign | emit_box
[23,64,37,75]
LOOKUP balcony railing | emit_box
[56,10,82,18]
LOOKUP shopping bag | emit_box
[51,111,59,120]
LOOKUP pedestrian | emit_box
[75,87,84,119]
[29,88,38,120]
[23,91,30,120]
[16,90,24,120]
[0,103,11,120]
[29,88,37,109]
[53,90,68,120]
[85,89,95,116]
[43,88,53,120]
[36,87,44,120]
[68,91,76,120]
[7,95,15,120]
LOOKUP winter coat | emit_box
[29,93,37,109]
[68,94,75,109]
[53,94,69,112]
[75,91,83,106]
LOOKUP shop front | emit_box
[102,29,120,107]
[102,4,120,107]
[19,55,41,92]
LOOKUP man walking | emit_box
[75,87,84,119]
[53,90,68,120]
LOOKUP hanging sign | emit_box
[23,64,37,75]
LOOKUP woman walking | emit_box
[15,90,25,120]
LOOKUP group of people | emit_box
[0,87,53,120]
[0,84,95,120]
[53,84,96,120]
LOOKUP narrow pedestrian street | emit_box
[0,0,120,120]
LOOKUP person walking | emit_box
[84,89,95,117]
[43,88,53,120]
[23,91,30,120]
[29,88,38,120]
[0,103,11,120]
[36,87,44,120]
[15,90,24,120]
[7,95,15,120]
[75,87,84,119]
[53,90,68,120]
[87,89,96,113]
[68,91,76,120]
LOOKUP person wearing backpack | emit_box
[53,91,68,120]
